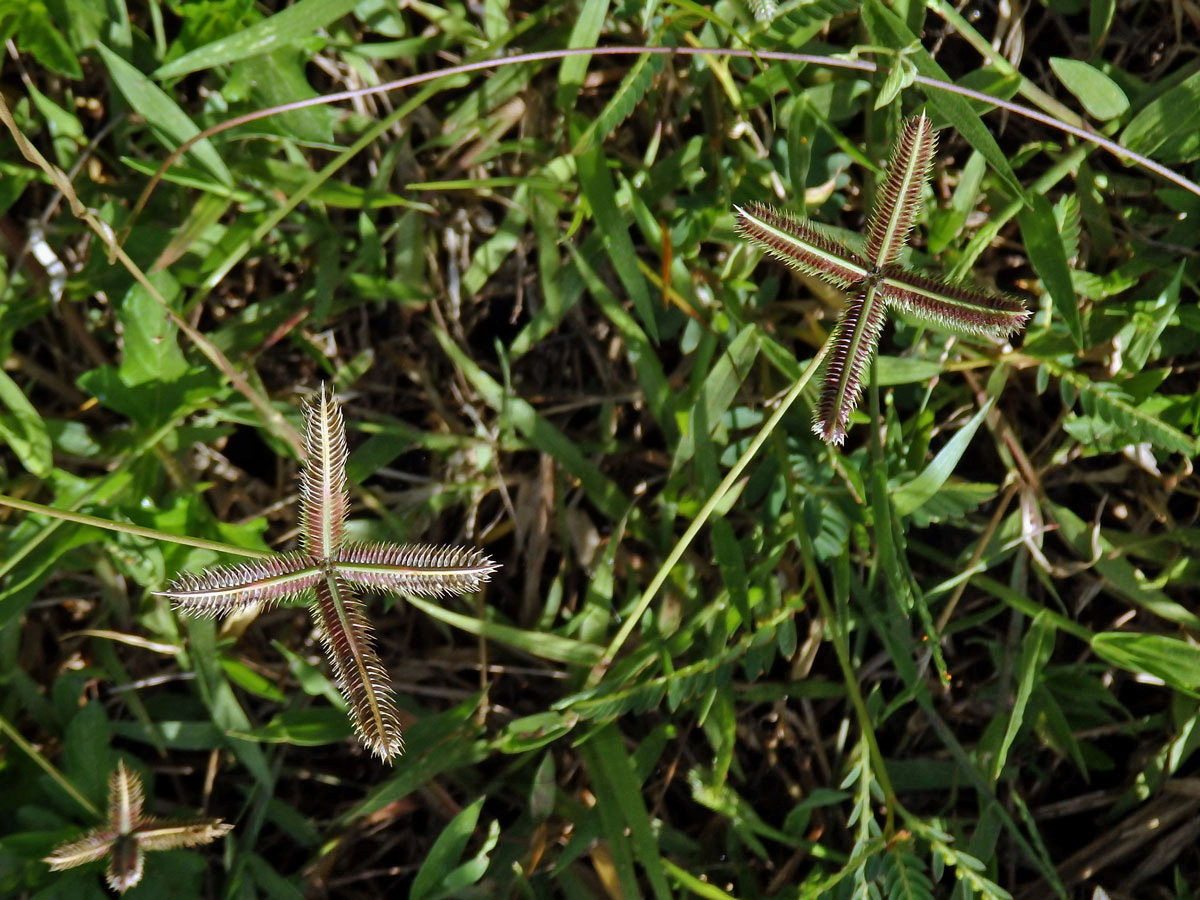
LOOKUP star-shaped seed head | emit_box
[159,385,501,761]
[43,760,233,894]
[737,113,1030,444]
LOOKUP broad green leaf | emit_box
[1123,262,1183,372]
[154,0,359,78]
[1090,0,1116,50]
[1049,57,1129,120]
[874,356,943,386]
[225,48,335,143]
[494,711,576,753]
[219,657,286,702]
[892,398,994,516]
[409,797,486,900]
[1092,632,1200,694]
[1121,68,1200,163]
[95,43,233,186]
[0,369,52,477]
[26,83,84,166]
[16,2,82,78]
[117,271,188,385]
[1018,195,1081,348]
[231,708,353,746]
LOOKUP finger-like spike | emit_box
[43,759,232,893]
[106,835,144,894]
[109,760,144,833]
[863,113,937,269]
[43,830,118,871]
[336,542,501,598]
[135,819,235,852]
[158,552,322,617]
[736,202,870,290]
[310,575,404,761]
[814,285,890,445]
[881,268,1030,338]
[301,383,350,559]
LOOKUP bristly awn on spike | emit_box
[43,760,233,894]
[737,113,1030,444]
[158,385,500,762]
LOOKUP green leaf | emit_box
[571,52,665,155]
[95,43,233,186]
[576,146,658,341]
[860,0,1025,199]
[1018,194,1081,348]
[225,48,335,143]
[580,724,673,900]
[218,657,286,702]
[1121,68,1200,163]
[0,369,52,477]
[874,356,943,386]
[404,593,603,665]
[892,398,994,516]
[17,2,82,79]
[557,0,608,109]
[230,708,353,746]
[1053,364,1198,455]
[1092,632,1200,695]
[409,797,492,900]
[1048,57,1129,120]
[154,0,360,79]
[1123,262,1183,372]
[116,271,189,384]
[993,612,1055,780]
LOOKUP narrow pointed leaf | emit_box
[44,831,117,871]
[336,542,500,598]
[881,268,1029,337]
[310,575,404,761]
[815,285,890,444]
[863,113,936,269]
[735,202,870,290]
[135,819,234,852]
[109,761,144,833]
[301,384,350,558]
[159,552,322,616]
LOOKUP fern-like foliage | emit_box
[159,385,501,761]
[737,113,1030,443]
[1053,362,1198,455]
[572,52,666,154]
[43,761,232,894]
[557,598,801,721]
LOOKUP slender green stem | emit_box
[0,712,100,818]
[0,495,271,559]
[589,340,831,686]
[0,418,180,584]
